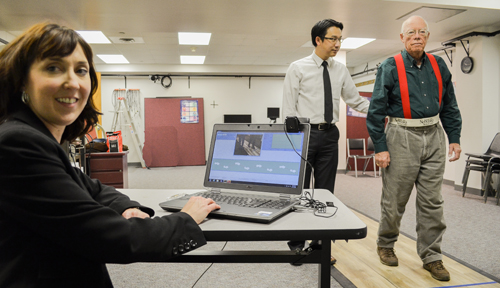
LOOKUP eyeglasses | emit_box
[324,37,343,43]
[404,29,429,37]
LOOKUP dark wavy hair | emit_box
[0,22,101,142]
[311,19,344,47]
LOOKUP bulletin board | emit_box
[143,98,205,167]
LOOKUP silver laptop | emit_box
[160,123,310,223]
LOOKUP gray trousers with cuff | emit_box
[377,122,447,265]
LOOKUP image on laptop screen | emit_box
[204,124,309,195]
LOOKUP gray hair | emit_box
[401,15,429,34]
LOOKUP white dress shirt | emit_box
[282,52,369,124]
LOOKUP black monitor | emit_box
[267,107,280,120]
[224,114,252,123]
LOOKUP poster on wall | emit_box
[346,96,371,118]
[180,100,199,123]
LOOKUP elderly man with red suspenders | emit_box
[366,15,462,281]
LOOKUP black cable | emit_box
[282,124,315,195]
[191,241,228,288]
[297,191,338,218]
[161,75,172,88]
[283,124,337,218]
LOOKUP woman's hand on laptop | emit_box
[181,196,221,224]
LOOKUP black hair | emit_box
[311,19,344,47]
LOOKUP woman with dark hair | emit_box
[0,23,219,287]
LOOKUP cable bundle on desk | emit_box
[299,190,326,212]
[297,190,338,218]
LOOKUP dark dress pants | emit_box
[288,125,339,251]
[304,125,340,193]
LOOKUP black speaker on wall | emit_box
[224,114,252,123]
[267,107,280,121]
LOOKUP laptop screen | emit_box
[204,123,310,195]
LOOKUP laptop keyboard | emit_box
[197,192,292,209]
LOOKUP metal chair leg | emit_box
[462,156,471,184]
[482,165,494,203]
[362,159,369,175]
[362,157,377,177]
[462,165,471,197]
[354,156,358,178]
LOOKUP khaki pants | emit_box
[377,123,447,264]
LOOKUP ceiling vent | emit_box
[109,36,144,44]
[397,6,466,23]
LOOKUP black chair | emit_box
[479,161,500,204]
[345,138,365,178]
[462,132,500,203]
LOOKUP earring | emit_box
[22,91,29,104]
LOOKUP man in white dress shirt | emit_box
[282,18,369,264]
[282,18,369,194]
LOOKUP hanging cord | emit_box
[283,125,338,218]
[283,124,315,194]
[126,89,141,118]
[111,89,120,112]
[111,89,127,132]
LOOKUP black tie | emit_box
[322,61,333,124]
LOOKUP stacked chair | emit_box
[462,132,500,204]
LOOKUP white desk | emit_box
[119,189,367,288]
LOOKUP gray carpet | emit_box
[107,165,500,287]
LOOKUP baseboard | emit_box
[455,184,482,196]
[128,162,142,167]
[442,179,453,187]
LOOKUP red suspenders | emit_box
[393,53,442,119]
[427,54,443,108]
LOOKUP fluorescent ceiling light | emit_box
[97,54,129,64]
[178,32,211,45]
[180,55,206,64]
[76,31,111,44]
[341,38,376,49]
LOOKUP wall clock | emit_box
[461,56,473,74]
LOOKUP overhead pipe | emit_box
[351,67,378,78]
[101,73,285,89]
[441,30,500,46]
[101,73,284,78]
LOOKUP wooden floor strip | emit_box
[330,211,500,288]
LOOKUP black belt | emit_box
[310,123,335,130]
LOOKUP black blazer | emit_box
[0,107,206,287]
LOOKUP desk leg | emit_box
[318,239,331,288]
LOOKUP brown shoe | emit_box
[423,260,450,281]
[377,247,398,266]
